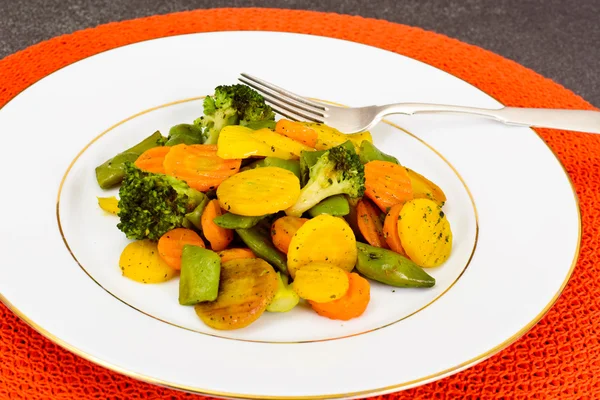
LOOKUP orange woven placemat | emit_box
[1,7,599,400]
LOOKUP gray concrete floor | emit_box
[0,0,598,106]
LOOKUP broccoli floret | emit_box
[285,145,365,217]
[195,84,275,144]
[117,163,205,240]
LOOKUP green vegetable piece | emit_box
[117,163,205,240]
[266,272,299,312]
[185,194,210,231]
[95,131,165,189]
[165,124,204,146]
[195,84,275,144]
[307,194,350,217]
[241,157,301,180]
[359,141,399,164]
[236,223,288,275]
[243,120,277,130]
[287,141,364,217]
[355,242,435,288]
[213,213,265,229]
[179,245,221,305]
[299,140,355,185]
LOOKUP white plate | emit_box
[0,31,579,398]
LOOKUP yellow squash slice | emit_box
[287,215,357,278]
[217,167,301,216]
[119,240,178,283]
[293,263,350,303]
[398,198,453,267]
[195,258,278,330]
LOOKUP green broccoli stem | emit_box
[285,182,340,217]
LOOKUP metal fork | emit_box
[239,73,600,134]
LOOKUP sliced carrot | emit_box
[310,272,370,321]
[157,228,205,270]
[134,146,171,174]
[275,119,318,148]
[163,144,241,192]
[356,199,388,248]
[217,248,256,263]
[382,203,406,256]
[201,199,234,251]
[270,216,308,254]
[364,160,413,212]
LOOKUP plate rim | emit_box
[0,30,582,399]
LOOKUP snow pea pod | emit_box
[307,195,350,217]
[359,141,399,165]
[95,130,165,189]
[355,242,435,288]
[241,157,301,180]
[213,213,265,229]
[184,194,210,231]
[165,124,203,146]
[236,223,288,275]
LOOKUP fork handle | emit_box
[383,103,600,134]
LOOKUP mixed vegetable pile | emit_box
[95,84,453,330]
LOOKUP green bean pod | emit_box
[359,141,399,164]
[236,223,288,275]
[307,195,350,217]
[241,157,301,180]
[213,213,265,229]
[355,242,435,288]
[184,194,210,231]
[95,131,165,189]
[165,124,204,146]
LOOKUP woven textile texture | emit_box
[0,8,599,400]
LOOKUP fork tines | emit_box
[238,73,327,123]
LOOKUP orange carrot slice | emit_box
[157,228,205,270]
[217,248,256,263]
[201,199,234,251]
[356,199,388,248]
[310,272,370,321]
[382,203,406,255]
[270,216,308,254]
[134,146,171,174]
[364,160,413,212]
[275,119,318,148]
[163,144,241,192]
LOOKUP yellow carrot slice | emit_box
[217,125,298,160]
[195,258,278,330]
[119,240,178,283]
[287,215,357,278]
[217,167,301,216]
[97,196,119,215]
[398,198,453,267]
[293,263,350,303]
